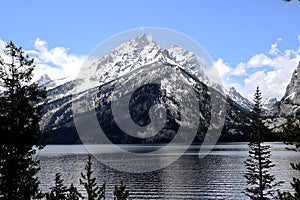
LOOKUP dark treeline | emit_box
[45,155,129,200]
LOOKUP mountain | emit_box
[262,97,277,111]
[225,87,253,112]
[269,62,300,117]
[224,87,277,113]
[37,74,70,91]
[267,62,300,132]
[37,74,52,86]
[40,34,254,144]
[78,34,210,89]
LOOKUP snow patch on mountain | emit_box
[262,97,277,111]
[269,61,300,117]
[76,34,211,94]
[40,34,254,142]
[225,86,253,111]
[36,74,52,86]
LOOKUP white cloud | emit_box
[268,38,282,55]
[0,38,86,83]
[231,62,247,76]
[216,37,300,101]
[29,38,86,82]
[212,58,247,90]
[247,54,273,68]
[214,58,230,76]
[214,58,248,77]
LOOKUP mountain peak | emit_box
[37,74,52,86]
[226,86,253,111]
[283,61,300,103]
[111,33,158,56]
[262,97,277,111]
[134,33,152,43]
[168,45,191,56]
[228,86,236,92]
[81,34,213,88]
[125,34,154,49]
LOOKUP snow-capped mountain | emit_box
[225,87,278,113]
[78,34,209,91]
[262,97,277,111]
[37,74,71,91]
[39,34,254,144]
[37,74,52,86]
[225,87,253,111]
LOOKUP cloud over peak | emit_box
[29,38,86,82]
[217,36,300,101]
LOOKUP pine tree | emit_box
[114,181,129,200]
[278,116,300,199]
[281,116,300,150]
[46,173,68,200]
[244,86,281,199]
[67,183,83,200]
[46,174,82,200]
[0,41,47,199]
[80,155,105,200]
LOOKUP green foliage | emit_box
[44,156,131,200]
[244,86,281,200]
[46,173,68,200]
[278,116,300,199]
[67,183,83,200]
[0,41,47,199]
[114,181,129,200]
[249,86,267,142]
[46,174,82,200]
[281,116,300,150]
[0,41,130,200]
[244,143,281,199]
[80,155,105,200]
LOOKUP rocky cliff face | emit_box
[269,62,300,117]
[225,87,253,112]
[262,98,277,111]
[267,62,300,132]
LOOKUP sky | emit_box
[0,0,300,101]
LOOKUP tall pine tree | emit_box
[46,173,68,200]
[244,86,281,199]
[80,155,105,200]
[0,42,47,199]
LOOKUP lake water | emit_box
[37,143,300,199]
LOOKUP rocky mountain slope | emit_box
[225,87,253,112]
[269,62,300,117]
[267,62,300,132]
[262,98,277,111]
[39,35,259,144]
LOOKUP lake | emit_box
[37,142,300,199]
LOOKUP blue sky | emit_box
[0,0,300,100]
